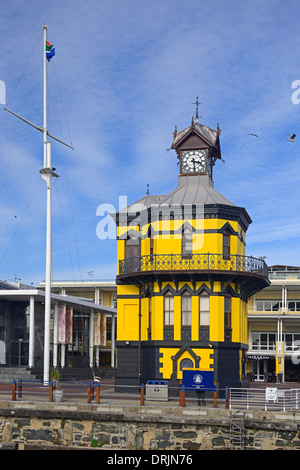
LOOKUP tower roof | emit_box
[171,121,221,157]
[158,174,234,207]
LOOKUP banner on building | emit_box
[100,314,106,346]
[94,313,101,346]
[58,305,66,343]
[66,307,73,344]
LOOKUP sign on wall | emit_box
[182,370,216,390]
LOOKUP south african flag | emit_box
[46,40,55,61]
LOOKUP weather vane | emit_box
[192,97,202,122]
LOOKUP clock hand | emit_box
[192,158,200,171]
[191,157,196,171]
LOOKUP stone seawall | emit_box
[1,401,300,450]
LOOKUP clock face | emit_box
[181,149,207,174]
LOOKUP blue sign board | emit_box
[182,370,216,390]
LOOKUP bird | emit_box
[288,134,296,142]
[248,133,258,137]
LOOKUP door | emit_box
[253,359,264,381]
[10,339,29,366]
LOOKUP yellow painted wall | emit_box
[117,218,246,260]
[159,347,214,380]
[209,295,224,342]
[117,215,249,358]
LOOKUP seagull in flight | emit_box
[248,133,258,137]
[288,133,296,142]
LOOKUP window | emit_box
[180,358,193,370]
[256,300,282,311]
[223,230,231,259]
[199,292,210,326]
[288,302,300,311]
[164,294,174,326]
[181,292,192,326]
[125,238,140,259]
[251,332,276,351]
[111,293,117,309]
[182,229,193,256]
[224,296,231,328]
[150,237,154,257]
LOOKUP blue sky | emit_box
[0,0,300,285]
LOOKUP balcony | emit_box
[119,252,267,275]
[118,253,269,296]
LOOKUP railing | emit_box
[4,379,300,411]
[230,387,300,411]
[119,253,268,277]
[249,341,300,353]
[2,378,231,408]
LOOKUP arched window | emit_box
[164,293,174,326]
[199,291,210,327]
[181,292,192,326]
[180,358,193,370]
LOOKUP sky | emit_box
[0,0,300,286]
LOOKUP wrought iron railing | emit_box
[118,253,268,278]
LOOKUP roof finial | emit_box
[146,184,150,195]
[173,125,177,139]
[192,96,202,122]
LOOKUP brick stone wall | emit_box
[0,402,300,450]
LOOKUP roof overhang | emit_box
[0,289,116,316]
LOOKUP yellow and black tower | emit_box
[112,113,269,392]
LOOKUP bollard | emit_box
[18,378,22,399]
[180,384,186,407]
[12,380,16,401]
[95,382,100,404]
[49,381,53,402]
[87,382,91,403]
[91,382,95,402]
[140,383,145,406]
[214,381,217,408]
[225,386,229,409]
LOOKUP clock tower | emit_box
[112,107,269,395]
[173,114,221,183]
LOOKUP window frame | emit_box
[181,292,192,326]
[164,293,174,326]
[224,296,231,329]
[199,291,210,327]
[223,229,231,260]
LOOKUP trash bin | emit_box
[145,380,168,401]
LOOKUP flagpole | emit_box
[43,24,47,167]
[4,26,69,385]
[42,24,52,386]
